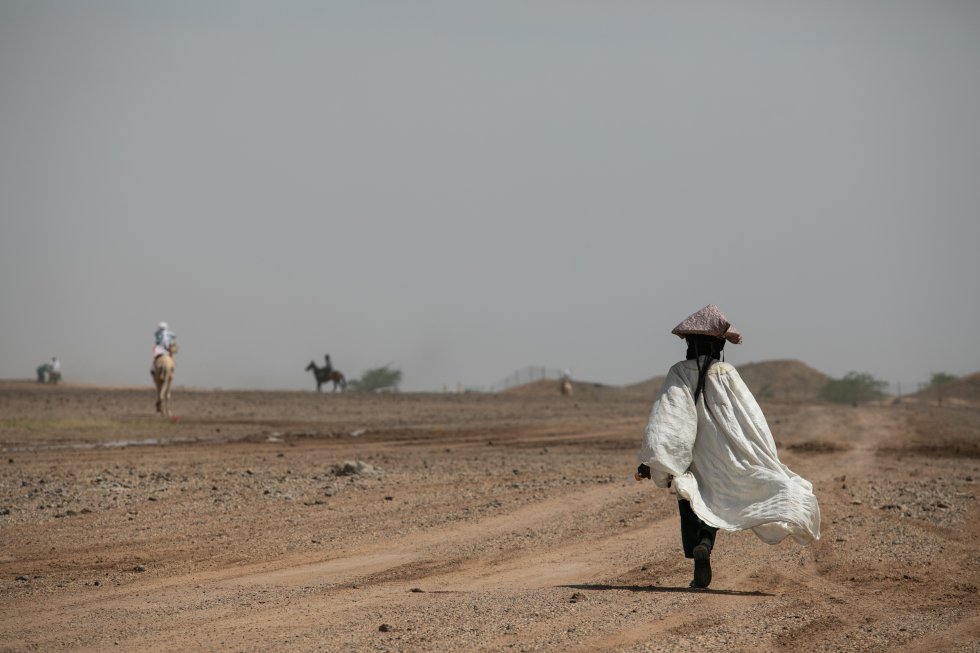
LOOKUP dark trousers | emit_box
[679,499,717,558]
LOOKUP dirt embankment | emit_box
[1,381,978,652]
[621,359,829,403]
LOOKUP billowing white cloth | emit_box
[640,359,820,545]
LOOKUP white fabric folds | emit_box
[640,359,821,545]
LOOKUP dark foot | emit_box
[691,543,712,588]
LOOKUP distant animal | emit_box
[560,378,573,396]
[153,344,177,417]
[306,361,347,392]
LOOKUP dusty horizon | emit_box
[2,2,978,392]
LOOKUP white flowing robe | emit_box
[640,359,820,545]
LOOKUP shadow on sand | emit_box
[559,583,774,597]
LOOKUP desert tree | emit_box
[349,365,403,392]
[819,372,888,405]
[928,372,957,406]
[928,372,957,387]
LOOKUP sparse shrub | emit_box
[929,372,957,387]
[349,365,402,392]
[819,372,888,404]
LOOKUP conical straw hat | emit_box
[671,304,742,344]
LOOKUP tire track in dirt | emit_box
[223,479,646,588]
[2,480,655,650]
[192,501,693,652]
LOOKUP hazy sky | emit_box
[2,2,978,392]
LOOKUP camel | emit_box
[153,344,177,417]
[306,361,347,392]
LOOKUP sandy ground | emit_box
[1,380,978,652]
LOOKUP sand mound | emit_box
[621,375,666,398]
[906,372,980,406]
[623,359,828,403]
[736,359,829,402]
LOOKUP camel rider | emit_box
[153,322,176,359]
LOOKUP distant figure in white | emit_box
[560,368,573,396]
[38,357,62,384]
[151,322,178,417]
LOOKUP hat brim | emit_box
[671,326,742,344]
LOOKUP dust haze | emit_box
[2,2,979,391]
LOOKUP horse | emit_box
[153,344,177,417]
[306,361,347,392]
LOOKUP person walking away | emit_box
[636,304,820,588]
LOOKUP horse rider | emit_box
[324,354,333,375]
[152,322,177,375]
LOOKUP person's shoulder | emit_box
[711,361,737,375]
[667,360,694,375]
[710,362,751,388]
[665,359,701,384]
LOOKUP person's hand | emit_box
[634,463,651,481]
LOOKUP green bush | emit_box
[929,372,957,387]
[349,365,402,392]
[819,372,888,404]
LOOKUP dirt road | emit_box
[1,382,978,651]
